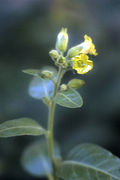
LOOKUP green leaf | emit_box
[23,66,57,79]
[55,88,83,108]
[57,144,120,180]
[21,140,61,177]
[22,69,41,77]
[0,118,47,137]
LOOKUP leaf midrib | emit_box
[0,126,46,133]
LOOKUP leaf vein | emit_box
[63,161,119,179]
[58,93,79,106]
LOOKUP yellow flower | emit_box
[72,54,93,74]
[80,35,98,56]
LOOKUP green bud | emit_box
[68,79,85,89]
[60,84,68,91]
[41,70,53,80]
[58,56,66,64]
[49,50,59,61]
[56,56,68,68]
[67,45,83,58]
[56,28,68,53]
[62,61,68,68]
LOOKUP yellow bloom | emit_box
[72,54,93,74]
[80,35,98,56]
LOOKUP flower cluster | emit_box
[49,28,97,74]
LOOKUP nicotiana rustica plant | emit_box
[0,28,120,180]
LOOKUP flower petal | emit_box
[80,35,98,56]
[72,54,93,74]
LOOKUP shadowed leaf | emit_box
[57,144,120,180]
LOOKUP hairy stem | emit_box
[47,67,64,180]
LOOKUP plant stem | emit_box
[47,67,64,180]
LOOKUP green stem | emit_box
[47,67,64,180]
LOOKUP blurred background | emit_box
[0,0,120,179]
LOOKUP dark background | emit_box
[0,0,120,179]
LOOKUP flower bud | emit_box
[67,45,83,58]
[56,56,68,68]
[58,55,66,64]
[49,50,59,61]
[68,79,85,89]
[41,70,53,80]
[60,84,68,91]
[56,28,68,52]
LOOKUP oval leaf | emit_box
[57,144,120,180]
[55,88,83,108]
[29,77,54,99]
[21,140,61,177]
[0,118,47,137]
